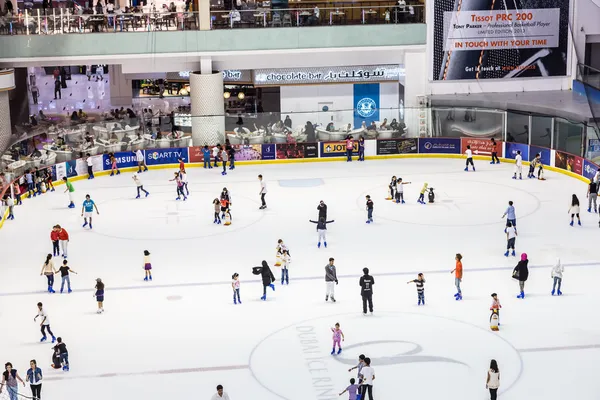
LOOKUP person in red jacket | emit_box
[56,225,69,259]
[50,226,60,257]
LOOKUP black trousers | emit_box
[31,383,42,400]
[52,240,60,255]
[466,158,474,167]
[491,152,499,163]
[261,193,266,207]
[87,165,93,177]
[489,388,498,400]
[361,384,373,400]
[362,293,373,313]
[41,324,54,337]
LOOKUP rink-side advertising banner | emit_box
[353,83,380,129]
[102,151,142,170]
[504,142,529,160]
[529,145,551,166]
[145,148,189,166]
[583,160,599,182]
[261,144,276,160]
[418,138,461,154]
[555,150,583,175]
[276,143,318,159]
[188,146,212,163]
[433,0,570,80]
[320,141,360,157]
[460,138,503,157]
[376,138,418,155]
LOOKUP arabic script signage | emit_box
[253,65,403,86]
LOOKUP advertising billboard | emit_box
[102,151,141,170]
[555,150,583,175]
[261,144,276,160]
[418,138,461,154]
[376,138,418,155]
[529,145,551,166]
[461,138,503,157]
[145,148,189,166]
[320,141,359,158]
[504,142,529,160]
[433,0,569,80]
[276,143,318,159]
[583,160,599,182]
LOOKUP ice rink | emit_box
[1,158,599,400]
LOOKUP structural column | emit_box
[403,51,428,137]
[190,59,225,146]
[108,65,133,107]
[0,69,15,156]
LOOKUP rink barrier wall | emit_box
[0,138,594,228]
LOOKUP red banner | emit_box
[189,146,213,163]
[460,138,503,157]
[555,150,583,175]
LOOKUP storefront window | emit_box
[431,107,503,138]
[554,119,584,156]
[506,112,529,144]
[530,116,552,148]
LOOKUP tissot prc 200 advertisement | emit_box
[432,0,570,80]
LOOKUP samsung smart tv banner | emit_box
[583,160,599,182]
[433,0,569,80]
[504,142,529,160]
[103,151,142,170]
[145,148,189,166]
[418,138,461,154]
[353,83,380,129]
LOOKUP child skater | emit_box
[143,250,152,281]
[330,322,344,355]
[339,378,359,400]
[365,195,374,224]
[220,197,230,220]
[490,138,500,164]
[232,273,241,304]
[417,183,428,204]
[45,167,55,192]
[551,258,564,296]
[109,153,120,176]
[309,217,335,248]
[170,172,187,201]
[464,145,475,171]
[275,239,289,266]
[396,178,411,204]
[281,250,291,285]
[387,176,397,200]
[407,273,426,305]
[569,194,581,226]
[512,150,523,180]
[213,198,221,224]
[94,278,104,314]
[180,170,189,196]
[451,254,463,300]
[504,221,517,257]
[223,210,232,226]
[490,293,502,329]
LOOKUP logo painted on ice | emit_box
[356,98,377,118]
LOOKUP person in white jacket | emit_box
[551,258,564,296]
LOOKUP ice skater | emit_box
[133,173,150,198]
[202,145,212,169]
[62,177,75,208]
[81,194,99,229]
[40,254,57,293]
[280,250,291,284]
[212,144,220,168]
[0,362,26,400]
[26,360,43,400]
[504,221,517,257]
[34,302,56,343]
[180,170,189,196]
[53,337,69,372]
[569,194,581,226]
[170,172,187,201]
[339,378,358,400]
[501,201,517,228]
[85,153,95,179]
[3,195,14,220]
[490,293,502,327]
[512,150,523,179]
[109,153,120,176]
[50,226,60,257]
[486,360,500,400]
[358,136,365,161]
[587,180,598,213]
[220,197,230,220]
[325,257,338,302]
[360,267,374,315]
[464,145,475,171]
[417,182,428,204]
[330,323,344,355]
[451,254,463,300]
[213,198,221,224]
[407,273,426,305]
[551,258,564,296]
[396,178,411,203]
[56,260,77,294]
[259,260,275,301]
[387,176,397,200]
[141,250,153,281]
[317,200,327,220]
[56,225,69,258]
[220,188,232,219]
[490,138,500,164]
[258,174,267,209]
[220,146,229,176]
[94,278,105,313]
[136,149,148,173]
[513,253,529,299]
[44,167,55,192]
[365,195,374,223]
[232,273,241,304]
[309,217,335,248]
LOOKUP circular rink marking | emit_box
[249,313,522,399]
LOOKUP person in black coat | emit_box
[359,267,375,315]
[513,252,529,299]
[259,260,275,301]
[317,200,327,220]
[305,121,316,143]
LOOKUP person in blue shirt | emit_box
[26,360,43,400]
[81,194,99,229]
[501,201,516,228]
[202,145,212,169]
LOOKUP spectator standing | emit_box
[53,78,61,100]
[31,84,39,104]
[211,385,231,400]
[359,267,374,315]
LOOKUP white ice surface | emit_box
[0,159,599,400]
